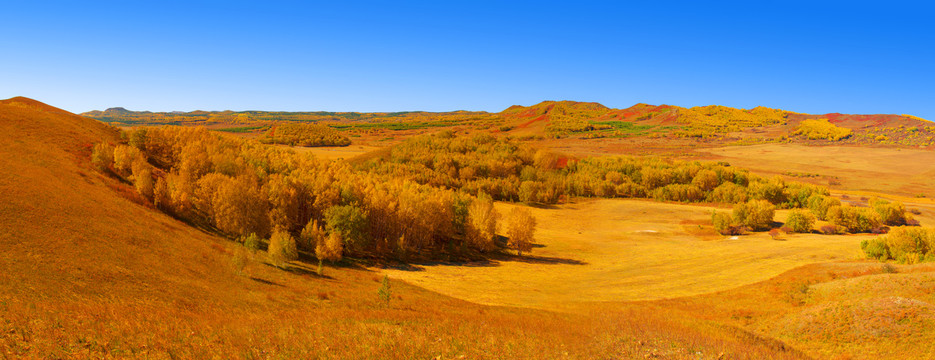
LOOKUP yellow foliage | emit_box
[794,119,852,141]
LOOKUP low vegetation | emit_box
[358,132,833,210]
[861,227,935,263]
[793,118,852,141]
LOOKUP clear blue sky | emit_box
[1,1,933,119]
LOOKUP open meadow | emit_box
[3,95,935,360]
[382,199,869,309]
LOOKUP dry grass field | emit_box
[382,199,868,309]
[5,96,935,359]
[284,144,385,161]
[697,144,935,197]
[1,97,812,359]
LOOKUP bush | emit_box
[768,229,782,240]
[794,118,852,141]
[820,225,841,235]
[807,195,840,220]
[241,233,261,252]
[707,182,748,204]
[712,211,743,235]
[784,209,815,233]
[826,205,882,233]
[268,230,298,268]
[871,198,910,226]
[860,238,889,260]
[884,227,935,263]
[733,200,775,231]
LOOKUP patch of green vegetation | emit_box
[330,121,454,131]
[216,126,267,133]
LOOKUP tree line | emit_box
[91,127,537,268]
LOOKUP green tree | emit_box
[324,205,369,253]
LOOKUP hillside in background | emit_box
[83,100,935,148]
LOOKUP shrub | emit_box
[707,182,748,204]
[712,211,743,235]
[241,233,261,252]
[691,169,719,191]
[871,198,910,226]
[268,230,298,268]
[377,275,392,305]
[733,199,775,231]
[232,246,248,276]
[768,229,782,240]
[881,263,897,273]
[883,227,935,263]
[820,225,841,235]
[807,195,840,220]
[826,205,881,233]
[784,209,815,233]
[860,238,889,260]
[794,118,852,141]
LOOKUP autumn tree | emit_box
[153,177,171,211]
[268,230,298,268]
[212,175,270,238]
[691,169,719,191]
[300,219,326,251]
[91,142,115,172]
[784,209,815,233]
[131,159,154,200]
[733,199,775,231]
[507,207,536,256]
[315,232,344,275]
[466,192,500,252]
[113,145,142,177]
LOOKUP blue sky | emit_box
[1,1,932,119]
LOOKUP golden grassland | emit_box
[287,144,385,161]
[697,143,935,197]
[381,199,869,309]
[5,96,935,359]
[0,97,808,359]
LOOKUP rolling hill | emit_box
[2,97,812,358]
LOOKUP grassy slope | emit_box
[384,199,867,309]
[0,97,806,359]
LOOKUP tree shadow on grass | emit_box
[262,261,332,279]
[249,277,284,287]
[387,251,586,271]
[489,252,588,265]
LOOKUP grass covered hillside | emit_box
[84,100,934,149]
[1,97,812,359]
